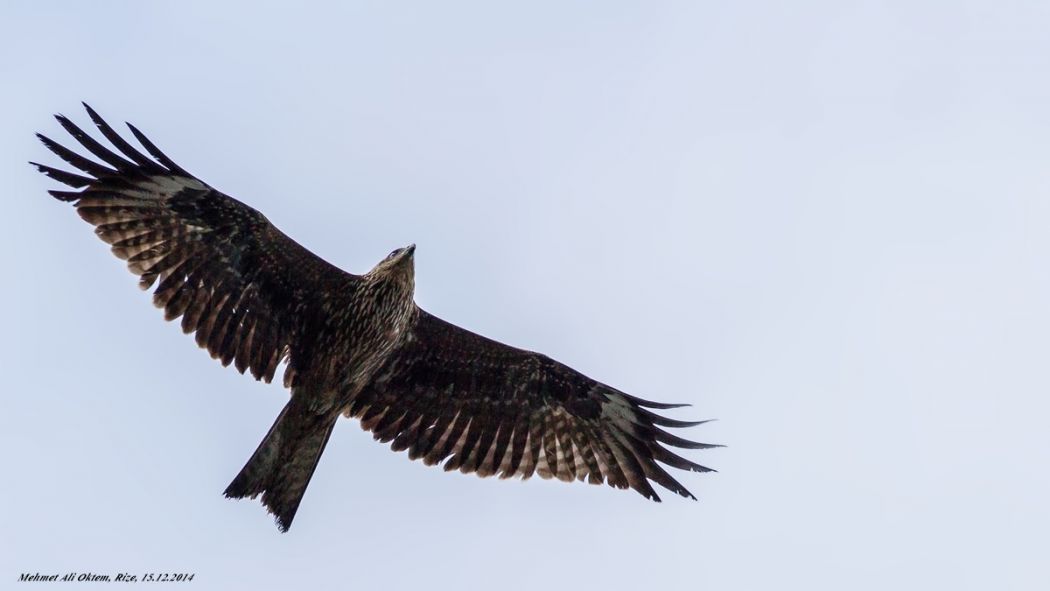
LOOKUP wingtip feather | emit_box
[48,189,82,202]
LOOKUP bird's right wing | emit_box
[33,103,360,384]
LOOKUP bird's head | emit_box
[368,243,416,288]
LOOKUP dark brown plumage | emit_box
[34,104,719,532]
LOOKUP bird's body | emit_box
[34,104,717,531]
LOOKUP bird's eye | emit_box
[388,249,401,259]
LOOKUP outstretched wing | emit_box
[33,103,359,384]
[350,309,718,501]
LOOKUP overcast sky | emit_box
[2,2,1049,589]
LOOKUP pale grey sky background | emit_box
[2,1,1048,589]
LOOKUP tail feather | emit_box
[223,404,289,500]
[224,400,336,532]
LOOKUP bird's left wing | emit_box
[350,309,718,501]
[33,104,360,384]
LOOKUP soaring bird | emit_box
[33,104,718,532]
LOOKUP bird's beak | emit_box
[405,244,416,256]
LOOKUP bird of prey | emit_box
[33,104,718,532]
